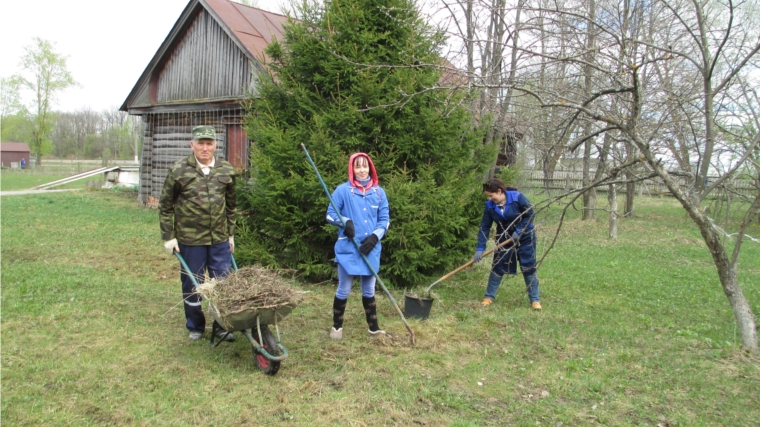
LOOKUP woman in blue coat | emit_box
[473,178,541,310]
[326,153,390,339]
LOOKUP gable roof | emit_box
[120,0,288,112]
[214,0,288,58]
[0,142,31,152]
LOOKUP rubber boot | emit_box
[362,296,385,335]
[331,296,347,340]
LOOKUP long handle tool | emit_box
[423,237,513,296]
[301,144,415,345]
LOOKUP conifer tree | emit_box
[238,0,495,286]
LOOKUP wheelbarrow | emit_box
[175,252,292,375]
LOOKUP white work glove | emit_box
[164,238,179,255]
[511,232,520,245]
[229,236,235,253]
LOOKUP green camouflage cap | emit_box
[192,125,217,140]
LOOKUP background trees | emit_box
[12,37,77,165]
[1,105,141,163]
[239,0,495,286]
[432,0,759,352]
[1,77,32,145]
[2,38,139,164]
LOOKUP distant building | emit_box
[0,142,31,168]
[120,0,288,205]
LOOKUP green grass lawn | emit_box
[1,169,91,191]
[2,191,758,426]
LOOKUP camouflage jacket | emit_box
[159,155,237,245]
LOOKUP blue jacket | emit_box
[326,182,390,275]
[476,190,534,251]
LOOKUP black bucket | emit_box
[404,293,434,320]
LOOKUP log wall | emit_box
[137,109,249,205]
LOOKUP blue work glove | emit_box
[472,250,484,263]
[359,234,379,255]
[344,219,355,239]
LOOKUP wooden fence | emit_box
[518,169,757,199]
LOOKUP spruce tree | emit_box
[238,0,495,286]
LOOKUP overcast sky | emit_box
[0,0,290,113]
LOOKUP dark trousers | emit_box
[492,230,537,276]
[178,241,231,332]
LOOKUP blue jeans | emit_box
[178,241,231,332]
[484,271,540,303]
[336,263,376,300]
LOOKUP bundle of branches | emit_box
[195,266,303,319]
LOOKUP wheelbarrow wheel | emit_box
[252,324,280,376]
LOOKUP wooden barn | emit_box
[0,142,31,168]
[120,0,288,204]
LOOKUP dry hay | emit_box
[195,265,303,320]
[404,289,438,300]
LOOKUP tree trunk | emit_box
[625,181,635,216]
[466,0,474,83]
[583,180,597,220]
[694,1,715,196]
[581,134,595,219]
[581,0,597,221]
[699,220,757,353]
[608,183,618,240]
[631,133,758,353]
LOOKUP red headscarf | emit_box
[348,152,379,189]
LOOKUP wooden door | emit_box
[226,124,248,169]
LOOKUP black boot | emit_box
[362,296,383,333]
[331,296,347,339]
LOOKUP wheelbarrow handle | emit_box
[424,237,513,294]
[174,252,200,287]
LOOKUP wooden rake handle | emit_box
[424,238,513,294]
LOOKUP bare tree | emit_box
[335,0,760,351]
[527,0,759,352]
[431,0,759,352]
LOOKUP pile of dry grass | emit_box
[195,265,303,320]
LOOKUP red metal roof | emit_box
[0,142,31,152]
[204,0,288,63]
[207,0,287,62]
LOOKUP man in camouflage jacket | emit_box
[159,125,237,341]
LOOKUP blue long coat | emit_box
[326,182,390,275]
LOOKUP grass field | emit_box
[2,184,759,426]
[0,163,101,191]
